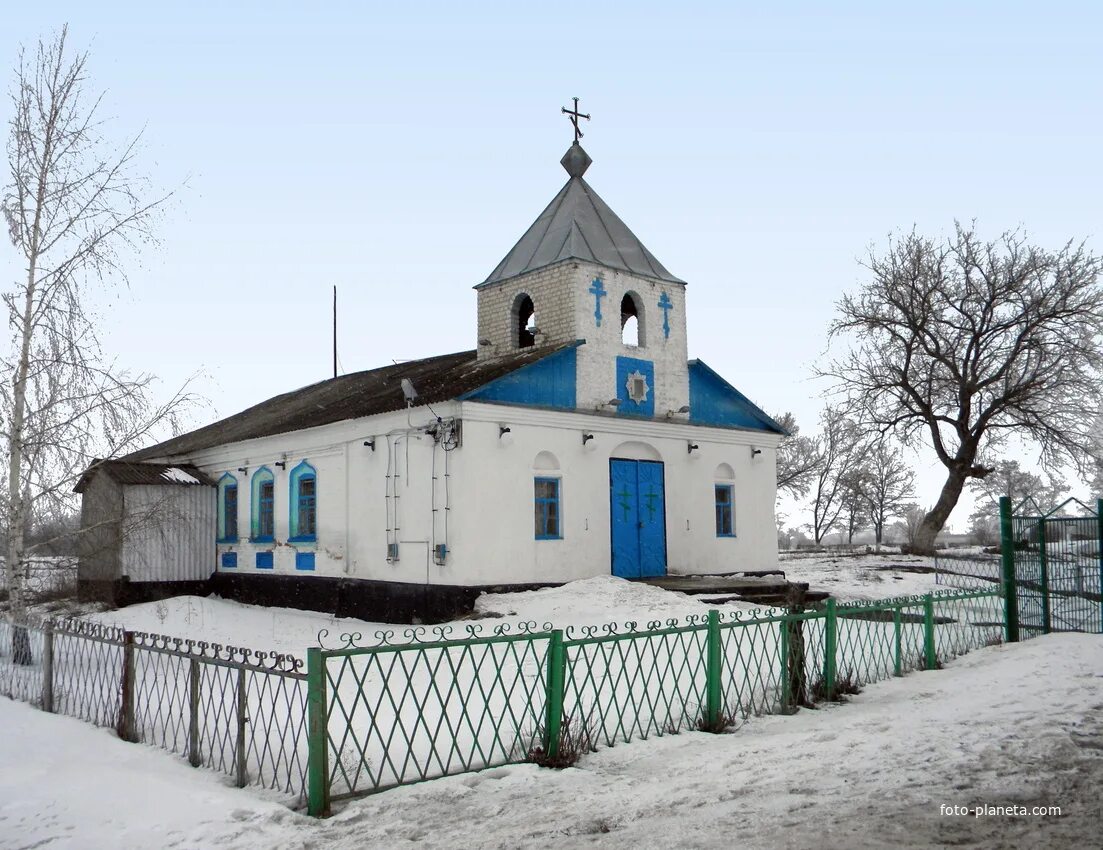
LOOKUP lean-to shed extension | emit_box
[74,460,216,603]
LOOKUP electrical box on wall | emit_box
[433,544,447,565]
[387,542,399,562]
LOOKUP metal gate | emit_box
[1002,497,1103,636]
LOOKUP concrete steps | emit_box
[641,573,829,606]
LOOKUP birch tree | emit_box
[822,224,1103,554]
[3,27,194,622]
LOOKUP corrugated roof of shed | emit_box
[74,460,216,493]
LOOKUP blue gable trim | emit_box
[688,360,787,434]
[460,343,579,410]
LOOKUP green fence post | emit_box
[1038,517,1051,634]
[923,595,937,670]
[892,606,902,677]
[544,630,566,759]
[823,598,837,700]
[999,496,1020,643]
[705,610,722,730]
[306,647,330,818]
[1096,500,1103,635]
[779,614,791,712]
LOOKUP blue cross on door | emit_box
[589,277,607,327]
[657,292,673,339]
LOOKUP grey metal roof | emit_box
[479,144,685,288]
[121,343,576,462]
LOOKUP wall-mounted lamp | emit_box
[666,405,691,419]
[499,425,512,438]
[237,467,248,475]
[498,424,513,447]
[274,460,287,470]
[478,338,492,346]
[751,447,763,458]
[687,442,699,454]
[606,398,622,406]
[582,433,594,445]
[363,439,375,451]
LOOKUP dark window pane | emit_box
[225,485,238,539]
[298,476,317,537]
[259,480,274,537]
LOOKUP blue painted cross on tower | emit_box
[589,277,607,327]
[657,291,673,339]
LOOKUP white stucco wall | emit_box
[151,399,780,589]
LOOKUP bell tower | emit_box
[475,104,689,418]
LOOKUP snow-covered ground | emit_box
[79,577,759,656]
[778,550,952,601]
[78,556,956,653]
[2,633,1099,850]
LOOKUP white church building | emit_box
[77,131,787,621]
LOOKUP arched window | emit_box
[621,292,644,347]
[289,460,317,542]
[513,293,537,348]
[217,473,238,543]
[250,466,275,542]
[533,451,562,539]
[715,463,735,538]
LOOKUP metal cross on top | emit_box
[562,97,591,144]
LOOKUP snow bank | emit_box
[474,575,753,627]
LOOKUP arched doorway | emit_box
[609,442,667,578]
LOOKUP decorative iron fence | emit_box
[0,584,1018,817]
[0,616,308,805]
[306,587,1004,815]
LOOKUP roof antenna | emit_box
[332,285,338,379]
[400,378,419,407]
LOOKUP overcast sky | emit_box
[4,2,1101,531]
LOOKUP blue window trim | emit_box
[217,473,239,544]
[715,484,735,537]
[534,476,562,540]
[288,460,317,543]
[255,551,274,569]
[250,466,276,543]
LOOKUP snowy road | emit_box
[2,634,1101,849]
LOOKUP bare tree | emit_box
[807,408,869,544]
[773,411,822,500]
[2,28,195,622]
[859,438,915,547]
[838,469,870,545]
[892,503,928,549]
[966,459,1066,543]
[822,224,1103,553]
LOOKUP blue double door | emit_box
[610,459,667,578]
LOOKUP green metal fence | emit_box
[305,587,1004,815]
[998,496,1103,638]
